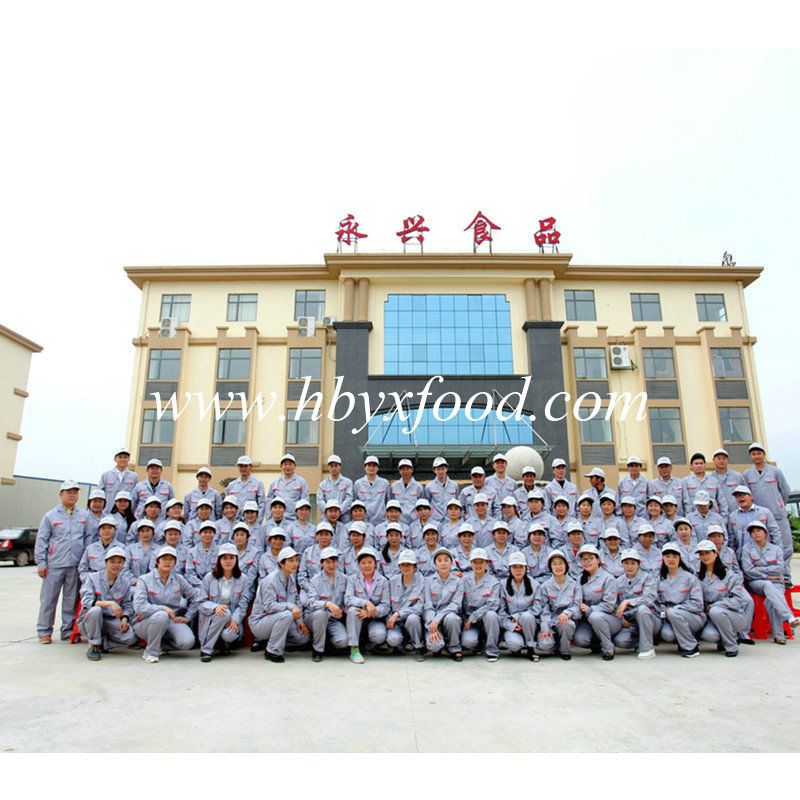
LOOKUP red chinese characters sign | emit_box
[396,214,429,251]
[464,211,500,253]
[534,217,560,252]
[336,214,368,251]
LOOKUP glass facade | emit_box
[649,407,684,443]
[696,293,727,322]
[383,294,513,375]
[573,348,607,380]
[159,294,191,323]
[642,348,676,380]
[711,348,744,379]
[631,293,662,321]
[565,290,596,321]
[226,294,257,322]
[719,407,753,442]
[213,410,246,445]
[295,290,326,321]
[578,417,613,443]
[217,349,251,380]
[286,409,319,445]
[289,348,322,379]
[141,408,175,444]
[147,349,181,380]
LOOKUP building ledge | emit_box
[0,324,43,353]
[6,432,22,442]
[13,387,29,398]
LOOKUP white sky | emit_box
[2,3,799,486]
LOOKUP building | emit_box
[123,252,766,502]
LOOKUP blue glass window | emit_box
[383,294,514,374]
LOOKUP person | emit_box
[239,500,265,548]
[461,466,495,518]
[564,522,587,578]
[78,516,127,583]
[414,523,441,577]
[390,459,426,527]
[316,454,354,523]
[711,448,744,522]
[232,521,258,578]
[656,542,706,657]
[182,498,214,547]
[648,457,684,515]
[426,456,459,521]
[687,491,726,542]
[197,543,254,661]
[515,465,538,517]
[405,498,434,551]
[255,528,288,586]
[644,495,672,546]
[741,521,799,643]
[298,522,335,594]
[543,458,578,516]
[682,452,729,520]
[470,493,495,548]
[267,453,310,522]
[534,550,580,659]
[572,544,620,659]
[255,497,289,552]
[451,524,476,577]
[373,500,405,550]
[660,494,681,534]
[612,549,658,659]
[159,520,190,575]
[695,539,751,657]
[423,546,464,660]
[341,522,370,576]
[379,524,405,579]
[617,456,649,516]
[35,480,90,643]
[598,530,624,578]
[485,520,519,581]
[97,447,138,513]
[728,484,781,557]
[437,499,464,549]
[345,546,390,663]
[633,524,662,575]
[500,551,539,660]
[672,518,700,573]
[526,489,557,543]
[132,459,174,520]
[499,496,525,549]
[575,494,602,547]
[616,496,641,547]
[84,488,108,544]
[305,547,349,661]
[155,498,184,545]
[520,523,552,583]
[79,546,136,660]
[127,520,158,581]
[321,499,349,552]
[286,499,315,554]
[353,455,391,525]
[108,491,135,543]
[461,549,502,661]
[348,499,375,545]
[227,455,266,522]
[484,454,517,516]
[183,467,222,521]
[128,496,162,545]
[597,494,624,541]
[249,546,310,661]
[386,550,427,659]
[583,468,616,517]
[547,496,572,551]
[132,545,201,663]
[185,521,220,587]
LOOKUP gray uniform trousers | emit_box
[37,567,81,639]
[79,606,136,648]
[574,611,623,656]
[503,610,538,651]
[613,606,656,652]
[700,606,751,653]
[748,579,794,636]
[461,611,501,657]
[198,610,243,655]
[346,608,388,648]
[249,610,310,656]
[537,619,576,655]
[132,610,195,658]
[425,612,462,654]
[306,609,348,651]
[659,608,704,651]
[386,613,424,649]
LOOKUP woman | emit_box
[406,498,434,551]
[564,523,586,579]
[661,494,680,531]
[696,539,751,657]
[438,499,465,549]
[342,522,370,576]
[156,498,184,545]
[645,496,672,546]
[656,542,706,657]
[84,489,108,544]
[79,546,136,660]
[132,545,200,663]
[380,524,405,579]
[533,550,580,659]
[128,498,162,545]
[520,524,552,583]
[184,499,215,548]
[109,491,135,543]
[742,521,799,643]
[305,546,349,661]
[572,544,620,660]
[197,542,254,661]
[373,500,404,550]
[298,522,335,593]
[501,551,539,661]
[499,496,526,550]
[248,546,310,662]
[451,523,476,577]
[415,523,441,577]
[485,520,519,581]
[185,521,221,587]
[348,500,375,548]
[617,496,641,547]
[461,549,502,661]
[215,495,239,548]
[598,494,623,541]
[78,516,126,582]
[470,495,495,548]
[256,528,288,585]
[634,524,663,575]
[232,521,258,578]
[345,546,390,663]
[576,495,602,548]
[159,521,189,574]
[672,518,700,573]
[612,548,658,659]
[386,550,427,660]
[241,500,265,549]
[599,530,624,578]
[547,496,572,551]
[128,521,157,581]
[423,546,464,660]
[288,498,315,554]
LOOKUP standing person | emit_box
[460,549,502,661]
[183,467,222,521]
[521,524,552,583]
[305,547,349,661]
[647,457,685,515]
[316,454,354,523]
[682,453,729,521]
[612,549,658,660]
[353,455,391,525]
[286,499,315,554]
[35,481,89,644]
[267,453,310,523]
[386,551,427,659]
[583,468,616,518]
[132,459,174,521]
[109,491,135,543]
[711,448,744,523]
[79,517,127,583]
[84,489,108,545]
[728,485,781,557]
[227,455,266,522]
[390,459,426,527]
[534,550,581,659]
[543,458,578,516]
[127,521,158,581]
[426,457,459,522]
[617,456,650,516]
[744,443,794,586]
[687,491,726,542]
[185,522,221,588]
[155,498,184,546]
[572,544,620,660]
[500,552,539,660]
[461,466,494,518]
[515,465,538,518]
[470,493,496,548]
[97,447,138,513]
[345,547,390,663]
[485,454,518,517]
[485,520,519,581]
[423,547,464,660]
[438,499,464,549]
[656,542,706,657]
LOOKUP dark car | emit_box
[0,528,38,567]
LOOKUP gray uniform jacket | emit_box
[533,575,581,631]
[687,509,726,542]
[78,538,128,581]
[80,569,135,623]
[461,572,501,624]
[471,516,496,549]
[388,572,426,620]
[267,475,310,522]
[286,520,316,554]
[127,541,159,580]
[451,544,475,575]
[699,569,748,614]
[84,511,106,545]
[379,547,403,579]
[578,568,618,614]
[227,476,267,521]
[500,578,537,631]
[437,519,463,549]
[520,544,553,582]
[743,464,791,522]
[132,478,175,521]
[649,514,675,546]
[673,537,701,573]
[345,572,390,617]
[716,543,742,580]
[298,543,329,590]
[390,478,427,526]
[655,570,705,617]
[633,543,663,575]
[98,467,138,513]
[214,518,235,546]
[485,542,520,580]
[426,477,460,521]
[133,569,201,622]
[647,475,685,514]
[423,573,464,624]
[234,544,259,578]
[682,473,729,519]
[316,476,354,520]
[353,476,391,525]
[741,540,784,581]
[615,571,657,616]
[617,475,650,516]
[250,570,303,625]
[257,550,280,585]
[341,545,368,577]
[713,468,744,519]
[528,510,559,543]
[35,505,90,569]
[729,504,781,555]
[585,485,618,518]
[183,487,222,521]
[461,484,498,519]
[307,570,348,611]
[543,478,579,515]
[484,474,518,516]
[414,546,439,578]
[577,515,604,548]
[199,571,254,625]
[185,543,220,587]
[599,548,625,578]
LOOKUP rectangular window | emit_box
[696,293,727,322]
[711,348,744,379]
[159,294,191,323]
[294,290,326,321]
[719,407,753,442]
[147,349,181,380]
[226,294,257,322]
[649,407,684,443]
[565,290,596,321]
[573,348,607,380]
[631,293,662,322]
[288,348,322,380]
[286,408,319,445]
[217,349,251,380]
[141,409,174,444]
[212,410,246,445]
[642,348,676,380]
[579,417,613,443]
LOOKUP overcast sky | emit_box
[3,3,799,487]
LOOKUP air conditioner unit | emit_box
[322,315,336,327]
[159,317,178,338]
[298,316,316,337]
[609,345,631,369]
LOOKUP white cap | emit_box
[144,495,162,506]
[243,500,259,512]
[195,467,212,477]
[364,455,379,466]
[547,549,568,566]
[164,520,182,532]
[746,520,768,532]
[446,498,462,508]
[527,522,546,534]
[646,495,663,505]
[656,456,672,466]
[295,498,311,510]
[316,521,334,533]
[146,459,163,468]
[470,466,485,476]
[114,447,131,457]
[432,546,453,560]
[233,521,250,533]
[492,520,509,532]
[398,549,417,565]
[707,524,725,536]
[218,543,239,557]
[508,552,527,567]
[165,498,182,510]
[136,520,155,531]
[500,496,517,506]
[473,492,490,505]
[661,494,678,506]
[712,448,729,458]
[268,527,287,540]
[695,539,718,553]
[320,547,340,560]
[278,546,299,561]
[732,485,751,495]
[104,546,127,560]
[469,548,489,562]
[115,490,132,501]
[432,456,448,468]
[386,521,403,533]
[551,458,567,469]
[270,496,287,507]
[599,492,617,504]
[280,453,296,464]
[620,548,642,562]
[636,523,655,535]
[357,546,378,561]
[222,495,239,507]
[552,494,570,506]
[60,480,80,491]
[88,488,106,501]
[350,499,366,509]
[619,495,636,506]
[693,491,711,506]
[398,458,414,469]
[415,498,431,508]
[661,542,681,555]
[349,521,367,535]
[626,455,642,465]
[325,498,342,510]
[457,522,475,535]
[423,522,439,534]
[527,488,545,501]
[492,453,507,463]
[584,467,605,478]
[326,454,342,465]
[236,456,253,466]
[565,520,584,533]
[601,529,621,540]
[577,544,600,557]
[748,442,766,452]
[673,517,693,529]
[522,465,537,475]
[385,499,401,510]
[98,516,118,528]
[199,521,217,532]
[156,545,177,560]
[578,493,595,505]
[197,498,214,509]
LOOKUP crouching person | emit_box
[613,548,658,659]
[423,546,464,660]
[133,545,201,663]
[306,547,349,662]
[345,546,390,663]
[249,547,310,662]
[79,546,136,660]
[461,548,502,661]
[534,550,580,660]
[500,551,539,661]
[386,550,427,660]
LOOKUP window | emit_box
[288,348,322,380]
[286,409,319,445]
[642,348,676,380]
[565,290,596,321]
[630,293,662,322]
[217,349,251,380]
[649,408,684,443]
[213,410,246,445]
[579,417,613,443]
[696,293,727,322]
[226,294,257,322]
[573,348,607,380]
[141,409,174,444]
[147,349,181,380]
[294,290,326,321]
[383,294,513,375]
[160,294,191,323]
[711,348,744,379]
[719,407,753,442]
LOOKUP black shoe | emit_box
[738,636,755,645]
[602,652,614,661]
[450,652,463,662]
[265,651,285,663]
[527,647,539,662]
[716,643,725,652]
[414,648,426,662]
[559,652,572,660]
[127,641,144,651]
[726,650,738,657]
[312,651,323,662]
[681,646,700,658]
[86,646,101,661]
[200,654,212,662]
[250,642,264,652]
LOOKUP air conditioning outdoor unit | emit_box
[609,345,631,369]
[322,315,336,327]
[298,316,316,337]
[159,317,178,338]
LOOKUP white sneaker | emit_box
[789,618,799,628]
[142,653,159,663]
[637,649,656,660]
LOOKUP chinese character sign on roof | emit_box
[336,214,368,252]
[396,215,429,252]
[534,217,560,253]
[464,211,501,253]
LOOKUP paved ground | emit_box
[2,561,799,752]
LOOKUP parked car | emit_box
[0,528,38,567]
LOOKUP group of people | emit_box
[33,443,798,664]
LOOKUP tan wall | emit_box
[0,336,36,482]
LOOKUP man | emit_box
[183,467,222,521]
[682,452,729,520]
[390,459,426,527]
[35,481,90,643]
[728,484,781,557]
[97,447,138,513]
[583,468,616,518]
[543,458,578,516]
[353,455,391,525]
[617,456,649,517]
[132,459,175,521]
[743,443,793,585]
[227,455,266,522]
[267,453,310,522]
[515,465,538,518]
[484,454,518,516]
[711,448,744,522]
[461,467,496,519]
[647,457,685,516]
[316,454,354,523]
[425,457,459,522]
